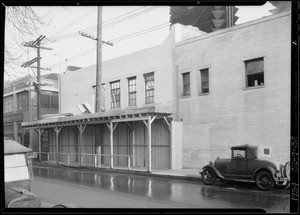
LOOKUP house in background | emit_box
[4,73,59,150]
[22,10,291,170]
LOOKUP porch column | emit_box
[54,127,62,164]
[34,128,45,162]
[106,122,118,169]
[77,124,87,166]
[148,116,152,172]
[143,115,156,173]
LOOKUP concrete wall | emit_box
[173,11,291,168]
[60,24,206,115]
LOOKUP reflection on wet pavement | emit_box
[33,166,289,212]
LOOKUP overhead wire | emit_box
[49,7,97,39]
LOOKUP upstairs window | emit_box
[144,72,154,104]
[200,69,209,94]
[17,91,29,111]
[110,81,120,109]
[41,91,58,109]
[4,95,13,113]
[128,77,137,106]
[182,72,190,96]
[245,58,264,87]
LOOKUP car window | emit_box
[5,154,29,182]
[232,149,246,158]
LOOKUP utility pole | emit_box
[22,35,52,120]
[79,6,113,112]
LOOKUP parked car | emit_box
[4,139,68,207]
[200,144,290,191]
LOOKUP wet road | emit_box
[31,166,289,212]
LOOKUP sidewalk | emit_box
[32,162,202,182]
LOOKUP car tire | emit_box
[284,162,290,180]
[255,171,275,191]
[202,168,217,185]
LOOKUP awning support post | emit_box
[34,128,45,162]
[77,124,87,166]
[54,127,62,164]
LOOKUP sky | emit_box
[4,2,278,83]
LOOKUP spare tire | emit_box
[284,162,290,180]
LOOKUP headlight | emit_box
[209,161,214,166]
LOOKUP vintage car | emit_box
[200,144,290,191]
[4,139,68,208]
[4,139,41,207]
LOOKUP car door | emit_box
[230,149,248,179]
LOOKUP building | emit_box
[22,10,291,170]
[4,73,59,150]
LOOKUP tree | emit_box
[4,6,48,77]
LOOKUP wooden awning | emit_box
[21,106,173,130]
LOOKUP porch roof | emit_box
[21,106,173,129]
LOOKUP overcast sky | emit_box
[4,2,277,82]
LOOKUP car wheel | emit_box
[255,171,275,191]
[202,168,217,185]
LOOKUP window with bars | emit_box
[41,91,58,109]
[245,58,264,88]
[144,72,154,104]
[110,81,120,109]
[200,69,209,94]
[4,95,14,113]
[17,91,29,111]
[182,72,190,96]
[128,77,137,106]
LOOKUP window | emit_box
[232,149,246,158]
[245,58,264,87]
[41,91,58,108]
[144,72,154,104]
[200,69,209,94]
[110,81,120,109]
[17,91,29,111]
[182,72,190,96]
[4,95,14,113]
[128,77,137,106]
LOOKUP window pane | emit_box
[246,58,263,74]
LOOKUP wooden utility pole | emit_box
[96,6,103,113]
[79,6,113,112]
[22,35,52,120]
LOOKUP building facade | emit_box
[174,10,291,167]
[4,73,59,150]
[22,10,291,170]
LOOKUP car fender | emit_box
[202,165,225,179]
[252,166,277,181]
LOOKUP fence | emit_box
[33,152,146,170]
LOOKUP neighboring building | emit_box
[4,73,59,150]
[22,10,291,170]
[174,10,291,167]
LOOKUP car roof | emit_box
[230,144,259,150]
[4,139,32,155]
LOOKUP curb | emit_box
[32,162,202,182]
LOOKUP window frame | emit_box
[4,95,14,113]
[110,80,121,109]
[244,57,264,88]
[144,72,154,104]
[128,76,137,107]
[182,72,191,97]
[200,68,209,94]
[17,91,29,111]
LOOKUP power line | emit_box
[49,7,97,39]
[47,6,159,42]
[48,21,170,68]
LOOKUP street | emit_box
[31,166,290,212]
